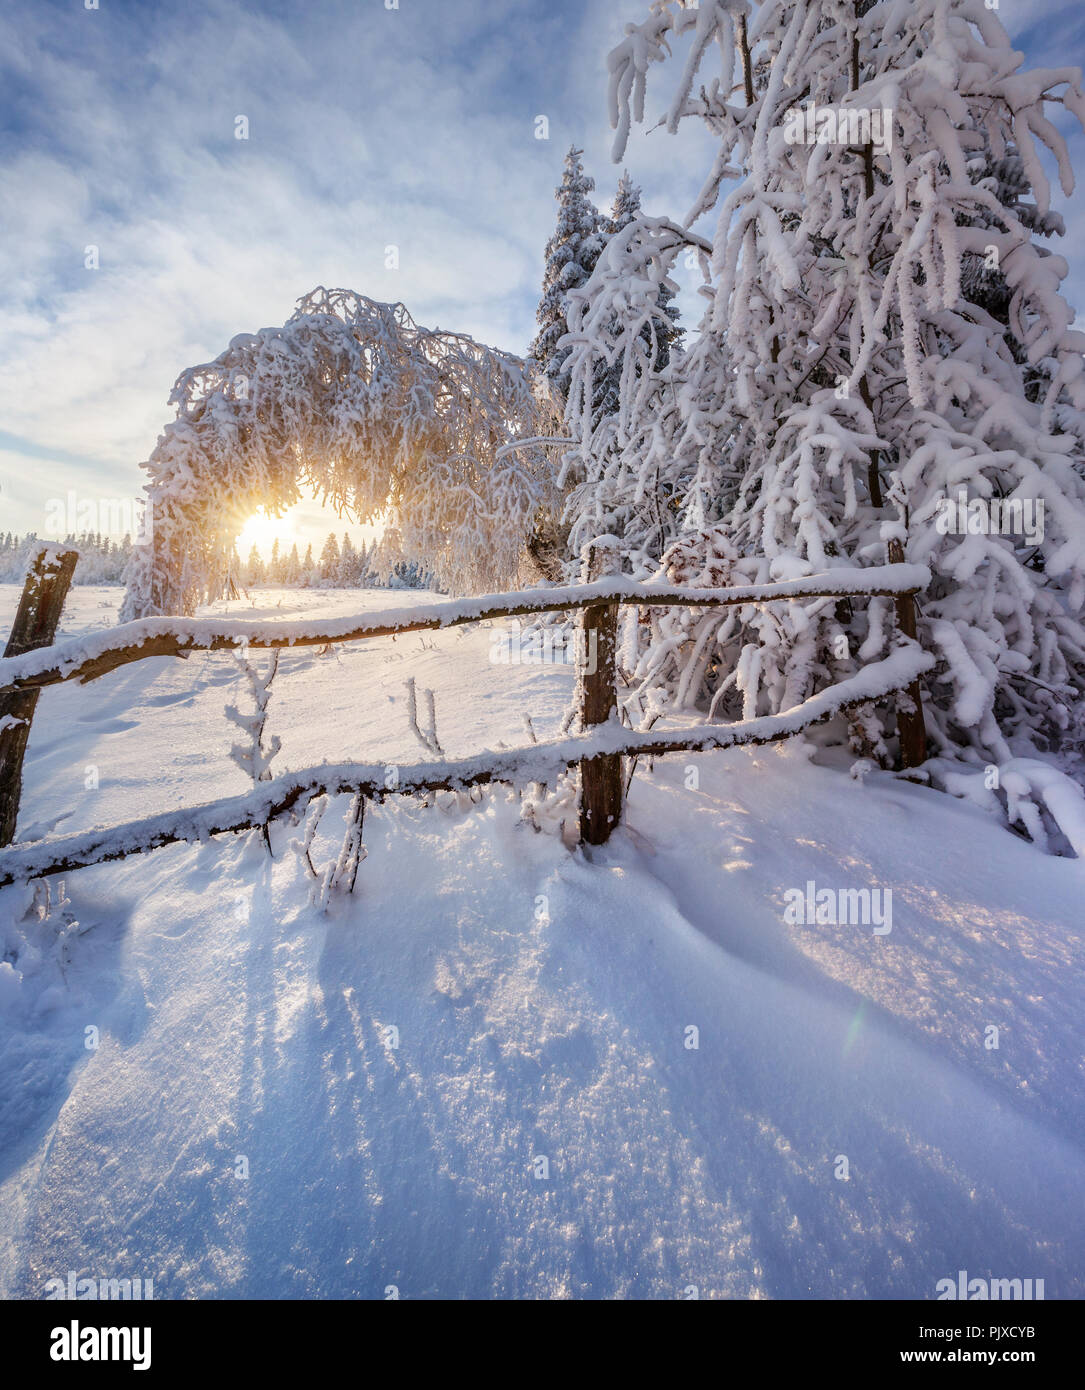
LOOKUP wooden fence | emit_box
[0,544,932,887]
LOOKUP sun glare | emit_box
[237,510,297,557]
[236,501,387,560]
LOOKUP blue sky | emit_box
[1,0,1082,553]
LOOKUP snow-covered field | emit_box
[1,585,1083,1299]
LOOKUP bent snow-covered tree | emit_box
[568,0,1085,839]
[122,288,557,619]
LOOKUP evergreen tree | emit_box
[530,147,607,410]
[560,176,688,578]
[585,170,683,433]
[226,543,243,597]
[247,544,266,587]
[269,538,282,585]
[339,532,358,585]
[957,136,1067,406]
[610,171,681,370]
[608,170,639,233]
[1,530,132,584]
[586,0,1085,840]
[356,539,372,586]
[319,532,341,583]
[528,155,671,581]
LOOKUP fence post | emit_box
[578,600,622,845]
[0,544,79,846]
[886,538,927,769]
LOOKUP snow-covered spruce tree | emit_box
[610,169,640,232]
[531,147,609,411]
[523,149,612,582]
[560,163,691,582]
[579,0,1085,831]
[338,533,357,585]
[593,171,684,424]
[319,532,341,584]
[121,289,559,618]
[611,172,683,363]
[540,166,684,582]
[245,544,265,587]
[354,539,372,585]
[561,215,701,584]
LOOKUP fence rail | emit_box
[0,546,931,881]
[0,565,931,698]
[0,642,933,888]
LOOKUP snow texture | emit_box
[0,585,1082,1299]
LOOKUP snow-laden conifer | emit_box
[567,0,1085,828]
[530,147,608,411]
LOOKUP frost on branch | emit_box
[225,648,282,785]
[405,676,444,757]
[121,289,561,619]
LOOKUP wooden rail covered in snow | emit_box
[0,567,931,699]
[0,545,932,882]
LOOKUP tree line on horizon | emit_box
[0,529,432,591]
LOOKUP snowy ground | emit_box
[1,584,1083,1299]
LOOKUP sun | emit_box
[237,509,298,557]
[235,498,387,563]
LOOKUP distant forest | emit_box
[0,531,434,590]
